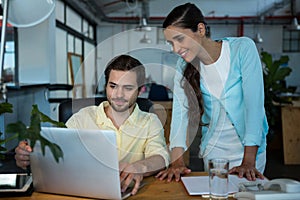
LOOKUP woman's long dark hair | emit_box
[163,3,207,138]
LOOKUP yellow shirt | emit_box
[66,101,169,167]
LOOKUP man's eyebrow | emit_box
[108,82,117,86]
[108,82,135,87]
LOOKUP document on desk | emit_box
[181,175,267,196]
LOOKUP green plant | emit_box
[0,103,66,162]
[261,51,293,139]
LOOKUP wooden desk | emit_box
[0,172,235,200]
[130,172,205,200]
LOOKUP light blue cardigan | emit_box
[169,37,269,157]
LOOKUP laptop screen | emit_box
[30,127,123,199]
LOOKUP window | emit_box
[56,0,95,40]
[55,0,97,96]
[283,28,300,52]
[0,23,17,83]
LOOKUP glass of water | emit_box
[209,158,229,199]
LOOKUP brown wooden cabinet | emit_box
[152,101,173,144]
[152,101,189,165]
[281,101,300,164]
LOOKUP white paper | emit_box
[181,175,267,196]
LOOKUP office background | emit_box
[1,0,300,171]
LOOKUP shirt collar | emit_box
[96,101,141,127]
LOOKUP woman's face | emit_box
[164,25,203,63]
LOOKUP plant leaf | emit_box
[0,102,13,115]
[5,122,28,140]
[261,51,273,69]
[279,55,289,64]
[2,104,65,163]
[273,67,292,82]
[40,112,67,128]
[48,143,64,162]
[0,146,6,151]
[28,105,64,162]
[0,131,7,152]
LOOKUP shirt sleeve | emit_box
[144,114,170,167]
[169,58,189,151]
[239,37,266,146]
[65,106,99,129]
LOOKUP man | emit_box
[15,54,170,195]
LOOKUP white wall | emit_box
[96,25,177,92]
[15,1,300,97]
[18,12,56,84]
[97,22,300,93]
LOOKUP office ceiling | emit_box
[64,0,153,25]
[64,0,297,25]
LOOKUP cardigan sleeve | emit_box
[169,58,189,151]
[239,37,267,146]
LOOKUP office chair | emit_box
[148,83,169,101]
[58,97,154,123]
[45,84,73,103]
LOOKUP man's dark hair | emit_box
[104,54,146,91]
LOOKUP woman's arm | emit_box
[155,147,191,182]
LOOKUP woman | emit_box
[156,3,268,182]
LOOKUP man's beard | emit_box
[108,98,135,113]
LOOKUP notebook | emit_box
[30,127,133,199]
[182,175,268,196]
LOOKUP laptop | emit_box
[30,127,133,199]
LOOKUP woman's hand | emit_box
[229,146,264,181]
[229,164,264,181]
[14,141,32,169]
[155,162,191,182]
[155,147,191,182]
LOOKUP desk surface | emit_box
[1,172,235,200]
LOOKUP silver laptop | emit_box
[30,127,132,199]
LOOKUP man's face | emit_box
[106,69,139,113]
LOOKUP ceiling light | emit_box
[140,33,151,44]
[135,17,152,32]
[254,33,263,43]
[287,17,300,30]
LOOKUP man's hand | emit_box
[119,155,165,195]
[15,141,32,169]
[119,162,143,195]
